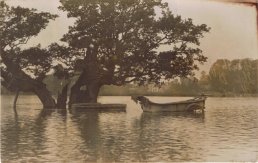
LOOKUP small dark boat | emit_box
[71,103,127,111]
[131,96,207,112]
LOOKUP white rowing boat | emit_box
[132,96,207,112]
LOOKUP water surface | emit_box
[1,95,258,162]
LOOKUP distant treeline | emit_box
[2,59,258,97]
[95,58,258,97]
[207,58,258,96]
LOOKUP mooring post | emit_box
[13,89,19,111]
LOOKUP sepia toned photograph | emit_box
[0,0,257,162]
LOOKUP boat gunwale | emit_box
[146,97,206,106]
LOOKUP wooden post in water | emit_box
[13,89,19,112]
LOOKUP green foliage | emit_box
[58,0,210,86]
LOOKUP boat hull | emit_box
[142,100,205,112]
[132,96,206,112]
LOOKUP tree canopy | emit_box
[0,1,57,80]
[58,0,210,86]
[1,0,211,106]
[0,1,58,108]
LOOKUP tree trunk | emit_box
[33,86,56,108]
[68,64,102,107]
[86,82,101,103]
[13,89,19,111]
[68,77,85,107]
[56,84,68,109]
[69,81,101,107]
[1,56,56,109]
[68,46,102,107]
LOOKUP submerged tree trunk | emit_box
[68,46,102,107]
[68,73,101,107]
[69,83,101,105]
[33,85,56,108]
[1,56,56,109]
[86,82,101,103]
[13,89,19,110]
[56,84,68,109]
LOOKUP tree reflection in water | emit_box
[2,96,258,162]
[1,109,66,162]
[131,112,205,161]
[68,110,205,162]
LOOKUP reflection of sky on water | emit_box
[1,96,258,162]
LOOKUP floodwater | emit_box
[1,95,258,162]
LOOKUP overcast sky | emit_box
[6,0,258,75]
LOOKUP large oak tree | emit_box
[0,1,57,108]
[58,0,210,105]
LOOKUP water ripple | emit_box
[1,96,258,162]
